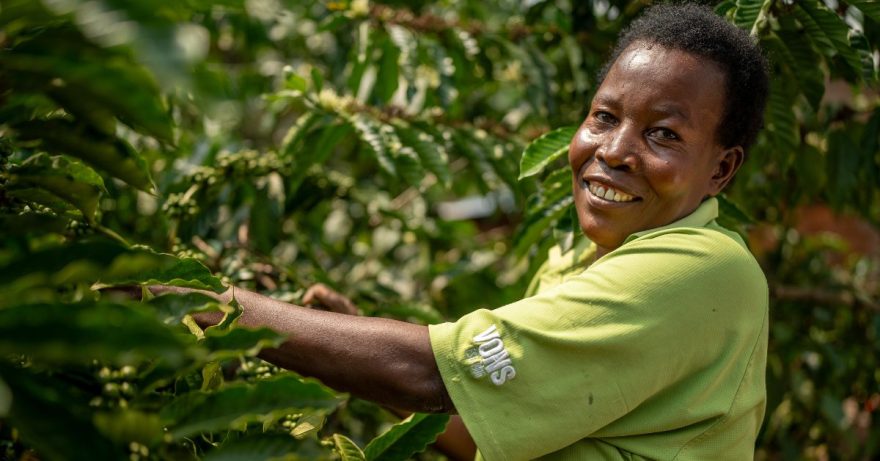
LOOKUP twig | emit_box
[771,284,880,311]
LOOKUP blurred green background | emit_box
[0,0,878,459]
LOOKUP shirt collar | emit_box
[624,197,719,244]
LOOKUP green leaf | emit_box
[764,80,799,156]
[333,434,367,461]
[289,122,353,195]
[518,126,577,180]
[450,128,500,192]
[5,188,81,218]
[6,153,105,224]
[0,241,225,294]
[553,204,577,254]
[515,168,573,258]
[13,119,155,192]
[796,1,863,77]
[373,37,401,104]
[393,122,452,188]
[363,413,449,461]
[311,67,324,93]
[162,375,343,439]
[844,0,880,24]
[103,256,227,293]
[0,301,192,366]
[717,194,754,229]
[0,212,71,236]
[147,292,229,325]
[349,113,396,176]
[0,365,120,461]
[93,410,164,445]
[732,0,771,35]
[826,129,861,208]
[290,410,327,439]
[763,30,825,110]
[3,27,173,142]
[281,112,322,157]
[286,73,308,92]
[348,21,373,97]
[202,326,286,360]
[850,31,877,84]
[202,434,308,461]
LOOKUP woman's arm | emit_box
[304,285,476,461]
[153,285,453,414]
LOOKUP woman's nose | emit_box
[597,125,639,171]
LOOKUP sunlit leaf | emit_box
[518,126,577,180]
[333,434,366,461]
[844,0,880,23]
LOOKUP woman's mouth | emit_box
[586,181,638,203]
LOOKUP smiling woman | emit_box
[168,3,771,461]
[570,44,736,256]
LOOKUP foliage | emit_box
[0,0,878,460]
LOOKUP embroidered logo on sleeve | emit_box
[468,324,517,386]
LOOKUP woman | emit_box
[169,4,770,460]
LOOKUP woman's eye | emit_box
[650,128,679,140]
[594,111,616,124]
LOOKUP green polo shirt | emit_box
[429,198,769,460]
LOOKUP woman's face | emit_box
[569,42,742,255]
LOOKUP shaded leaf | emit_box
[514,168,572,258]
[0,364,120,461]
[14,118,155,192]
[373,37,401,104]
[393,122,452,188]
[289,122,354,195]
[0,241,225,294]
[147,292,229,325]
[93,410,164,445]
[202,434,308,461]
[162,375,343,438]
[717,194,754,225]
[3,26,173,142]
[363,413,449,461]
[0,212,71,236]
[0,301,192,366]
[202,326,286,360]
[6,153,105,224]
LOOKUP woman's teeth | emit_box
[588,182,635,202]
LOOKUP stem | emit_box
[96,224,130,246]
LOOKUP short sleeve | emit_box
[428,228,767,461]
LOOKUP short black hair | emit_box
[597,3,769,153]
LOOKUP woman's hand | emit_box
[302,284,360,316]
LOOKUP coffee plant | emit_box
[0,0,878,459]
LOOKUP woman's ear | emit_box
[709,146,744,196]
